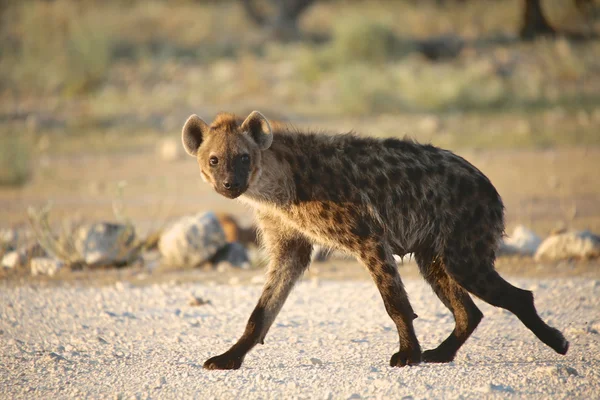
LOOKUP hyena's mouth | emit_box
[217,187,246,199]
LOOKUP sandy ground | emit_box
[1,274,599,399]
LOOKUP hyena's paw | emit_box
[546,327,569,355]
[422,347,455,364]
[389,348,422,367]
[203,352,243,370]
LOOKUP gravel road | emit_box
[1,277,599,399]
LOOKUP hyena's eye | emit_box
[209,156,219,166]
[241,154,250,164]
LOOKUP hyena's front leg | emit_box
[358,241,422,367]
[203,229,312,370]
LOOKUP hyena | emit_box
[182,111,568,370]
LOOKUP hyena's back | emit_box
[266,131,504,258]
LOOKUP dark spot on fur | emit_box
[377,245,387,261]
[372,158,384,170]
[310,155,321,170]
[351,218,372,238]
[284,152,296,167]
[323,164,334,176]
[375,174,387,187]
[333,210,345,225]
[322,146,335,158]
[385,154,397,165]
[472,205,484,222]
[342,158,353,173]
[274,151,285,163]
[458,176,474,197]
[447,173,456,187]
[406,167,423,183]
[474,240,486,254]
[295,155,306,170]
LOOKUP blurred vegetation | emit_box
[0,0,598,173]
[0,134,32,187]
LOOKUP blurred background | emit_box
[0,0,599,279]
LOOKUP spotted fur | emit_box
[182,111,569,370]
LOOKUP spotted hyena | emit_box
[182,111,568,370]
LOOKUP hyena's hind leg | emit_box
[443,234,569,356]
[358,241,422,367]
[414,251,483,363]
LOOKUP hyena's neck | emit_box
[240,149,295,209]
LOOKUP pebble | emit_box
[154,377,166,389]
[309,357,322,366]
[115,281,131,292]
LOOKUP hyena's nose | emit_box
[223,181,240,190]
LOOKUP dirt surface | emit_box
[1,276,598,399]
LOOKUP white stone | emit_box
[0,228,18,249]
[158,212,227,268]
[535,231,600,262]
[157,138,185,162]
[2,251,24,269]
[30,257,63,276]
[500,225,542,256]
[212,242,250,269]
[74,223,138,267]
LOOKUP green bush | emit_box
[330,17,411,65]
[0,134,32,187]
[393,59,508,111]
[335,64,403,115]
[5,1,112,94]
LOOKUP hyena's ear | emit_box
[241,111,273,150]
[182,114,209,157]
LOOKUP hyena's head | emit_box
[182,111,273,199]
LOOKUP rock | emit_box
[157,138,185,162]
[30,257,63,276]
[0,228,18,250]
[158,212,227,268]
[2,251,24,269]
[418,34,465,61]
[489,384,515,393]
[142,231,161,251]
[310,357,323,366]
[188,295,212,306]
[541,364,579,377]
[534,231,600,262]
[211,242,250,269]
[19,242,47,259]
[73,223,138,267]
[2,243,46,269]
[154,377,166,389]
[500,225,542,256]
[215,213,258,246]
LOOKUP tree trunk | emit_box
[519,0,556,40]
[240,0,316,41]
